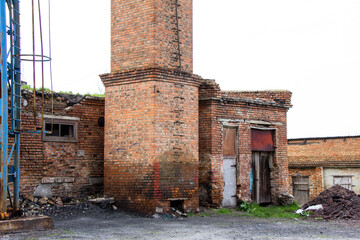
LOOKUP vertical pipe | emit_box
[13,0,20,210]
[0,0,9,213]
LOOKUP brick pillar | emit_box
[101,0,199,215]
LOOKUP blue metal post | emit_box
[13,0,21,210]
[0,0,21,213]
[0,0,9,213]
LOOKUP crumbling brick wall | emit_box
[19,90,104,198]
[199,80,292,207]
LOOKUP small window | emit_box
[43,118,78,142]
[333,176,352,190]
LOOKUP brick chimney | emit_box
[101,0,199,215]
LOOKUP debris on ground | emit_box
[19,195,117,219]
[151,207,188,219]
[301,185,360,220]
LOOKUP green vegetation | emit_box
[21,84,105,97]
[21,84,34,90]
[216,208,233,215]
[236,201,305,219]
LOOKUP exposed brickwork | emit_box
[288,136,360,167]
[288,136,360,200]
[18,90,104,197]
[102,69,199,214]
[111,0,193,73]
[199,80,292,207]
[103,0,199,215]
[288,167,323,200]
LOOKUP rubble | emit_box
[301,185,360,220]
[151,207,188,219]
[19,195,118,219]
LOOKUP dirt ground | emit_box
[1,210,360,240]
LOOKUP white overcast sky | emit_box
[19,0,360,139]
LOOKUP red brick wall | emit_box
[19,90,104,197]
[199,80,292,206]
[288,136,360,200]
[102,69,199,215]
[288,137,360,166]
[111,0,193,73]
[288,167,323,201]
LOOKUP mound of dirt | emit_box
[302,185,360,220]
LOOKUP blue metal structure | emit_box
[0,0,21,213]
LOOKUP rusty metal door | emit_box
[252,152,272,204]
[222,127,237,207]
[292,176,309,206]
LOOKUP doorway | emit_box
[292,176,309,206]
[222,127,237,207]
[251,152,272,204]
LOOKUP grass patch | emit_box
[236,202,304,219]
[21,85,104,97]
[216,208,233,215]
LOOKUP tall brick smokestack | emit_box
[111,0,193,73]
[101,0,199,215]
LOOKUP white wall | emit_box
[323,168,360,194]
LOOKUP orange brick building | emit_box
[18,90,104,198]
[14,0,293,215]
[100,0,293,214]
[288,136,360,205]
[199,80,292,207]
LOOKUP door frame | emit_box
[222,125,238,207]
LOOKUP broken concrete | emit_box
[0,216,53,233]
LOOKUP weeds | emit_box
[236,201,305,219]
[21,85,104,97]
[216,208,233,215]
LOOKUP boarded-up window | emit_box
[223,127,237,157]
[251,129,274,152]
[333,176,352,190]
[292,176,309,206]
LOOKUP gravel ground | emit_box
[2,209,360,240]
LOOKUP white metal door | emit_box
[222,158,237,207]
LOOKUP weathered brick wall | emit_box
[199,80,292,206]
[111,0,193,73]
[103,0,199,215]
[288,136,360,200]
[101,69,199,214]
[288,167,323,201]
[288,136,360,166]
[19,90,104,198]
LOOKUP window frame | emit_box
[333,175,353,190]
[42,117,79,143]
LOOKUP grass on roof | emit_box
[21,85,105,97]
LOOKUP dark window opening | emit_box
[170,200,184,212]
[45,123,74,137]
[43,119,78,142]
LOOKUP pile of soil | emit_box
[302,185,360,220]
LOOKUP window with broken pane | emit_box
[43,119,78,142]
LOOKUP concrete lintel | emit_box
[0,216,53,233]
[217,118,245,124]
[247,120,283,126]
[217,118,283,126]
[39,114,80,121]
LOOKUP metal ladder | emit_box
[0,0,21,216]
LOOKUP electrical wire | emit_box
[49,0,54,133]
[37,0,45,134]
[32,0,36,131]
